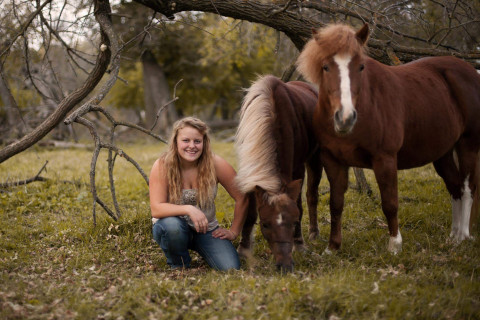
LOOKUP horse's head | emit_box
[254,179,302,273]
[297,23,369,135]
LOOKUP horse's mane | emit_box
[234,75,281,195]
[297,24,366,84]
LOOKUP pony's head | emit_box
[297,23,369,135]
[254,179,303,273]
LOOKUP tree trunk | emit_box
[0,65,27,139]
[27,68,71,140]
[353,167,372,195]
[141,49,178,134]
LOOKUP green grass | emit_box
[0,141,479,319]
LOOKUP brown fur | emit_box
[297,24,366,84]
[297,23,480,251]
[235,75,323,272]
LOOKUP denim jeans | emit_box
[152,217,240,271]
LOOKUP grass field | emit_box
[0,140,479,319]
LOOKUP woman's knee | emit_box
[195,237,240,271]
[152,217,188,243]
[214,257,240,271]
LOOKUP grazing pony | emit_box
[296,23,480,253]
[235,75,322,272]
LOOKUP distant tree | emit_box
[0,0,479,224]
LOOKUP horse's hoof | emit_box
[387,232,403,254]
[308,231,319,241]
[276,263,294,273]
[322,248,333,255]
[293,243,307,252]
[449,231,472,243]
[237,246,253,260]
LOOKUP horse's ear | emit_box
[254,185,267,202]
[255,185,266,193]
[286,179,303,201]
[356,23,369,45]
[311,27,322,41]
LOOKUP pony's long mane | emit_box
[297,24,366,84]
[235,75,281,195]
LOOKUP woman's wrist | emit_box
[229,229,238,239]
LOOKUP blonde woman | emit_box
[150,117,248,270]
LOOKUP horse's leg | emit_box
[238,192,258,262]
[372,155,402,254]
[293,185,306,252]
[451,142,479,241]
[432,151,463,240]
[306,154,322,240]
[293,170,306,251]
[322,153,349,253]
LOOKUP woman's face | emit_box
[176,126,204,164]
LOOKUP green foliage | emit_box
[110,3,297,118]
[0,142,479,319]
[106,62,145,110]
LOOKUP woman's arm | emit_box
[149,158,209,233]
[212,154,249,240]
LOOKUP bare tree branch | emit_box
[0,161,49,188]
[132,0,480,67]
[0,0,113,163]
[0,0,54,63]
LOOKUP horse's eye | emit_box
[360,64,365,71]
[262,223,270,229]
[323,64,329,72]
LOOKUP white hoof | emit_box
[323,248,333,255]
[449,230,472,243]
[308,231,319,241]
[388,231,402,254]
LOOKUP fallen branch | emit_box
[0,161,49,188]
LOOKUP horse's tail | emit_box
[472,70,480,232]
[234,75,282,194]
[472,154,480,232]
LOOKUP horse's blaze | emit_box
[276,213,283,225]
[333,54,357,133]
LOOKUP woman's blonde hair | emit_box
[161,117,216,209]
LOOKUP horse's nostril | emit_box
[352,110,357,121]
[334,110,342,123]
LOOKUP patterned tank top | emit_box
[152,185,219,232]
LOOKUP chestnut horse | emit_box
[296,23,480,254]
[234,75,322,272]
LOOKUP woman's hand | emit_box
[187,205,209,233]
[212,227,237,240]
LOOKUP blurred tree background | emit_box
[0,0,478,154]
[106,4,298,132]
[0,0,478,221]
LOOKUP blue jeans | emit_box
[152,217,240,271]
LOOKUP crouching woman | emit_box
[149,117,248,271]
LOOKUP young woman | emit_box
[149,117,248,270]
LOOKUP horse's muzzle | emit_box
[273,241,294,273]
[334,109,357,135]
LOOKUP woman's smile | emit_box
[176,126,204,163]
